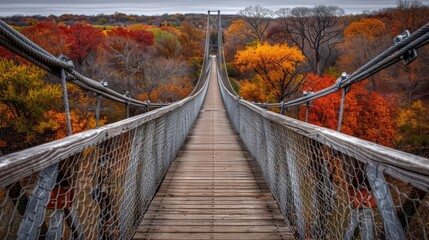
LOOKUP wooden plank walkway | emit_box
[133,60,294,240]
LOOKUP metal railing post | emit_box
[60,67,72,136]
[96,94,101,128]
[305,102,311,123]
[336,72,349,132]
[365,164,406,240]
[124,91,130,118]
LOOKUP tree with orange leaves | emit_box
[337,18,389,91]
[301,74,398,147]
[226,19,256,46]
[99,26,154,97]
[235,42,306,103]
[138,58,191,102]
[392,0,428,35]
[223,19,254,62]
[178,21,204,61]
[138,76,192,103]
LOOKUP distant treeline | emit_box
[0,12,241,28]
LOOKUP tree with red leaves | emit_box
[21,21,69,57]
[107,27,154,47]
[67,22,104,65]
[301,74,398,147]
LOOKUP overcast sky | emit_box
[0,0,428,16]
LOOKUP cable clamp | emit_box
[124,91,130,104]
[394,30,417,65]
[58,54,75,68]
[335,72,351,93]
[57,54,76,81]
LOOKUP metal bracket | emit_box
[124,91,130,118]
[280,101,286,115]
[335,72,350,90]
[58,54,75,68]
[394,30,417,65]
[58,54,75,81]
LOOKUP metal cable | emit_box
[0,35,57,74]
[0,21,55,58]
[0,22,72,70]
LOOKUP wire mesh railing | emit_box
[217,25,429,239]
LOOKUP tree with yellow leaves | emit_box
[0,60,103,154]
[226,19,256,47]
[398,100,426,135]
[0,60,62,147]
[235,42,306,103]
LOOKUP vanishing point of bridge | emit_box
[133,59,293,239]
[0,11,428,240]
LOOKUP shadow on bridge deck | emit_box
[133,61,293,240]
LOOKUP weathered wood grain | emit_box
[134,61,293,239]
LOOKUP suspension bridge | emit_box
[0,11,429,240]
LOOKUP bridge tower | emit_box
[207,10,222,55]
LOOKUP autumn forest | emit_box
[0,0,428,157]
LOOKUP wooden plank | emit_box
[145,208,282,214]
[158,185,270,190]
[148,196,275,201]
[152,193,274,198]
[147,204,279,209]
[149,199,277,204]
[133,60,291,239]
[136,225,290,233]
[158,179,266,183]
[156,189,269,194]
[139,219,286,226]
[133,232,294,240]
[140,214,286,221]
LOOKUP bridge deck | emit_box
[133,61,293,240]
